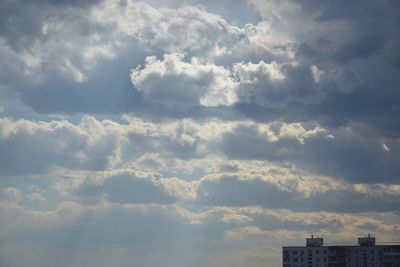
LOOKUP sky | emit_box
[0,0,400,266]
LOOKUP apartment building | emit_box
[282,235,400,267]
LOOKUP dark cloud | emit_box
[196,175,400,213]
[219,123,400,183]
[234,61,321,108]
[0,0,101,51]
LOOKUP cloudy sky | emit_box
[1,0,400,266]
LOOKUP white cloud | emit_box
[382,143,390,151]
[92,1,246,55]
[235,60,285,82]
[2,187,22,202]
[311,65,323,83]
[131,53,238,109]
[278,123,327,144]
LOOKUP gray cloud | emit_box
[219,123,400,183]
[74,170,176,204]
[196,175,400,213]
[0,116,125,175]
[234,61,321,107]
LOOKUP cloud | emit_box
[0,201,243,266]
[1,1,400,266]
[195,174,400,213]
[131,53,238,109]
[233,60,321,107]
[2,187,22,202]
[0,0,398,132]
[1,199,400,267]
[0,116,125,175]
[1,112,397,185]
[0,1,250,116]
[0,0,117,81]
[0,114,228,176]
[219,122,400,183]
[93,1,247,54]
[71,169,177,204]
[0,201,197,249]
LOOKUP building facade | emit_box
[282,235,400,267]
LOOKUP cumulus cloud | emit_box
[131,53,238,109]
[0,0,282,115]
[92,1,247,55]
